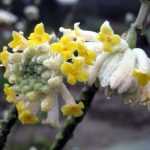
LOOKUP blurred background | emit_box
[0,0,150,150]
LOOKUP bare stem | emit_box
[126,0,150,48]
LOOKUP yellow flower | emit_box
[61,57,88,85]
[8,31,28,50]
[61,102,84,117]
[0,46,9,66]
[97,21,121,52]
[18,110,39,124]
[4,84,16,103]
[51,35,77,60]
[16,101,26,113]
[76,41,96,65]
[16,101,39,124]
[132,69,150,86]
[28,23,50,46]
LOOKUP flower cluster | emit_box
[87,21,150,107]
[0,23,86,126]
[0,21,150,126]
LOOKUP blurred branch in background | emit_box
[134,0,150,32]
[0,106,17,150]
[62,0,80,27]
[135,0,150,55]
[126,0,150,51]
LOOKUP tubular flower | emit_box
[61,57,88,85]
[61,102,84,117]
[132,48,150,86]
[76,41,96,65]
[97,21,121,53]
[132,69,150,86]
[8,31,28,51]
[51,35,77,60]
[18,110,39,124]
[59,22,98,42]
[4,84,17,103]
[60,83,84,117]
[0,46,9,66]
[28,23,50,46]
[16,101,39,124]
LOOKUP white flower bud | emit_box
[8,74,17,84]
[74,22,98,41]
[88,53,109,85]
[118,76,135,94]
[99,53,123,87]
[9,53,22,63]
[26,91,37,101]
[48,76,62,88]
[41,71,51,79]
[41,96,54,112]
[85,41,103,54]
[37,44,50,53]
[43,54,62,70]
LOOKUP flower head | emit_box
[28,23,50,46]
[2,23,85,125]
[97,21,121,52]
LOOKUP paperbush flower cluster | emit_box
[0,21,150,126]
